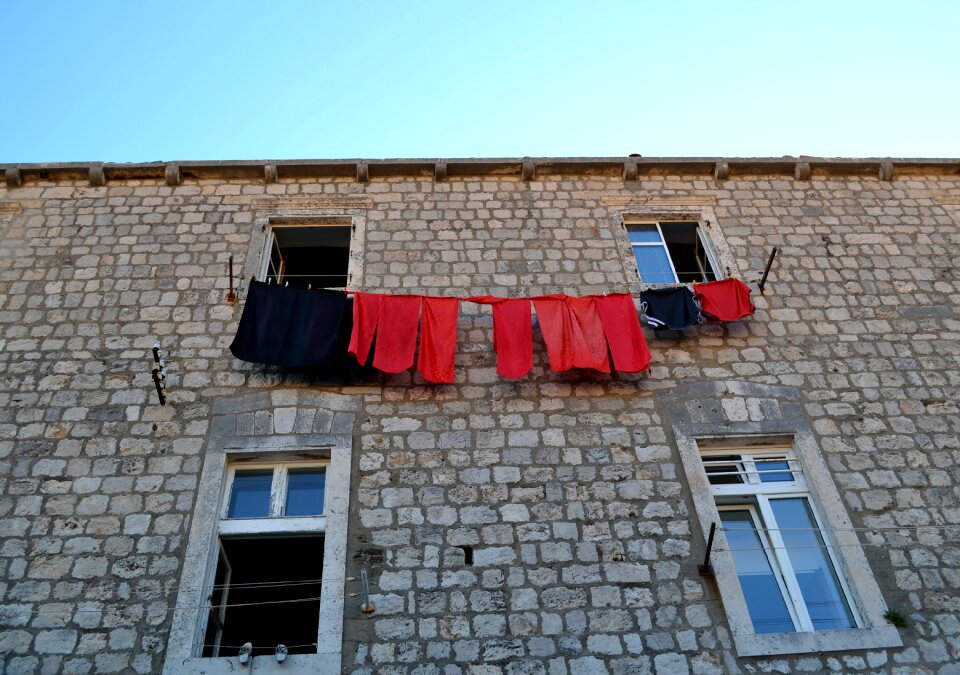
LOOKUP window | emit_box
[668,389,901,657]
[163,413,354,675]
[704,449,858,635]
[203,460,328,659]
[262,222,352,288]
[627,221,720,284]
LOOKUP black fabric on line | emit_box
[230,281,353,369]
[640,286,701,330]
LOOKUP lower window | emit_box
[204,536,324,658]
[202,460,328,659]
[705,449,859,635]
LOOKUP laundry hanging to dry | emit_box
[230,280,763,380]
[467,297,533,379]
[693,278,756,323]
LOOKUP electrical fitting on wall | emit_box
[151,341,168,405]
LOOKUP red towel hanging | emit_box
[348,292,422,373]
[347,292,384,366]
[374,295,421,373]
[693,278,756,322]
[532,295,610,373]
[468,297,533,378]
[418,297,459,383]
[595,293,651,373]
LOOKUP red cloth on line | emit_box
[374,295,421,372]
[468,296,533,378]
[532,295,610,373]
[595,293,651,373]
[347,292,422,372]
[347,292,384,366]
[693,278,756,322]
[418,297,459,383]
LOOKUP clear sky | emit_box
[2,1,958,162]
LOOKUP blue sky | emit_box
[2,1,957,162]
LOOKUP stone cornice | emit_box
[1,157,959,186]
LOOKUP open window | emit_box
[202,460,328,659]
[626,221,720,284]
[262,221,352,289]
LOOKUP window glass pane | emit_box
[633,246,676,284]
[757,458,793,483]
[720,510,796,634]
[227,470,274,518]
[770,498,854,630]
[627,225,663,244]
[285,469,326,516]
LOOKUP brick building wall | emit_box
[0,159,958,674]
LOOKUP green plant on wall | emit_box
[884,609,908,628]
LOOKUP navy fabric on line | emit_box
[640,287,701,330]
[230,281,353,369]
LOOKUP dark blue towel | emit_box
[640,287,701,330]
[230,281,353,369]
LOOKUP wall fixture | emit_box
[226,254,238,304]
[151,341,168,405]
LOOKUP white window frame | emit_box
[625,220,723,284]
[163,437,352,675]
[220,460,328,536]
[258,218,356,288]
[705,448,862,634]
[675,429,901,657]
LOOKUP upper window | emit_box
[204,460,328,659]
[627,221,720,284]
[223,463,326,521]
[263,222,352,289]
[703,448,859,636]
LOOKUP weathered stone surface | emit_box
[1,162,958,675]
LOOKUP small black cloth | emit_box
[230,281,352,368]
[640,287,701,330]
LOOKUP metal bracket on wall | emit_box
[151,342,167,406]
[697,522,717,577]
[758,246,779,294]
[226,255,237,304]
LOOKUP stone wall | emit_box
[0,165,958,674]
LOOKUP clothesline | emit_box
[230,279,756,381]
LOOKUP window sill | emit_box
[175,653,340,674]
[732,624,902,657]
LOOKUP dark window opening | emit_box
[460,546,474,566]
[661,222,717,284]
[704,455,746,485]
[267,225,351,289]
[203,536,324,659]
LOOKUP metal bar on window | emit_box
[706,468,803,477]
